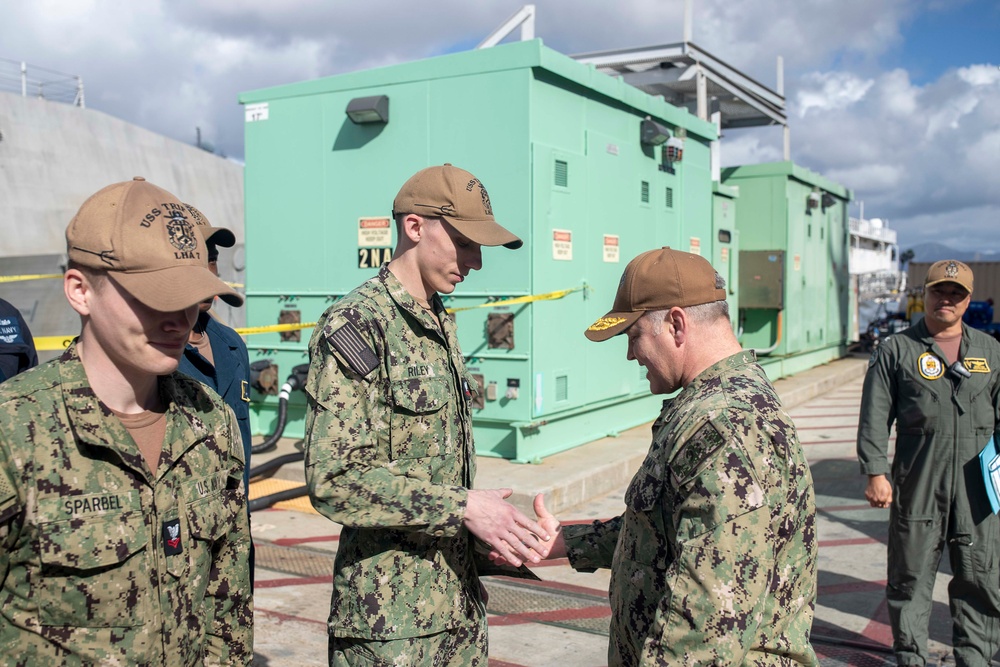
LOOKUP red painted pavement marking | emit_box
[819,579,886,596]
[819,536,880,548]
[254,574,331,589]
[489,660,532,667]
[489,574,609,599]
[861,595,894,648]
[799,439,861,446]
[820,503,879,512]
[272,534,340,546]
[255,607,328,628]
[488,605,611,627]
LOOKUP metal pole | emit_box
[76,76,85,108]
[684,0,693,43]
[696,66,707,121]
[21,62,27,97]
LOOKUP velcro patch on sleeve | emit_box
[0,465,17,512]
[328,322,379,378]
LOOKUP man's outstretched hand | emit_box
[464,488,552,568]
[487,493,566,566]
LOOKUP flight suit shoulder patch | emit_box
[327,321,379,378]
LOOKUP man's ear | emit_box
[667,307,687,345]
[64,269,93,317]
[400,213,424,244]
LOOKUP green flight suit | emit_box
[0,343,253,666]
[858,319,1000,666]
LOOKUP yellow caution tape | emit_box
[234,322,316,336]
[447,286,586,312]
[31,286,585,350]
[0,274,246,289]
[0,273,63,283]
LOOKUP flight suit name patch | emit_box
[964,358,991,373]
[918,352,944,380]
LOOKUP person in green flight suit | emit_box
[858,259,1000,666]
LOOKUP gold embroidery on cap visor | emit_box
[588,316,629,332]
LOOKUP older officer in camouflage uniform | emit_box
[304,164,553,666]
[858,260,1000,666]
[517,248,818,665]
[0,177,253,665]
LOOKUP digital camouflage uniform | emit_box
[858,319,1000,666]
[305,265,501,664]
[0,343,253,666]
[562,351,818,666]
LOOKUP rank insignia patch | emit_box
[964,358,991,373]
[918,352,944,380]
[163,518,183,556]
[329,322,378,377]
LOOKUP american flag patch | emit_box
[329,322,379,377]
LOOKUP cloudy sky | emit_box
[2,0,997,254]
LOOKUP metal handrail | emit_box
[0,57,84,107]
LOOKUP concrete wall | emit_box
[0,91,244,257]
[0,91,246,359]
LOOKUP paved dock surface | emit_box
[249,353,995,666]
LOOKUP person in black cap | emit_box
[0,298,37,383]
[177,204,252,493]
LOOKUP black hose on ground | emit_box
[248,452,304,480]
[250,364,310,455]
[248,485,311,513]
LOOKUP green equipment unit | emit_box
[240,39,718,462]
[721,162,852,377]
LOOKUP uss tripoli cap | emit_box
[66,177,244,311]
[392,163,522,249]
[924,259,973,293]
[585,247,726,342]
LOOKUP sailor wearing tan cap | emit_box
[303,164,548,666]
[858,259,1000,666]
[504,247,819,665]
[0,178,252,665]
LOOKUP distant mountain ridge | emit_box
[906,242,999,264]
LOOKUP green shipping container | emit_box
[240,39,717,461]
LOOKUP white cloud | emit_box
[1,0,997,253]
[796,72,874,117]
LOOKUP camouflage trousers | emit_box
[329,612,488,666]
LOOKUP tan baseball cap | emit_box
[585,247,726,342]
[66,177,244,311]
[925,259,973,293]
[184,203,236,249]
[392,164,522,249]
